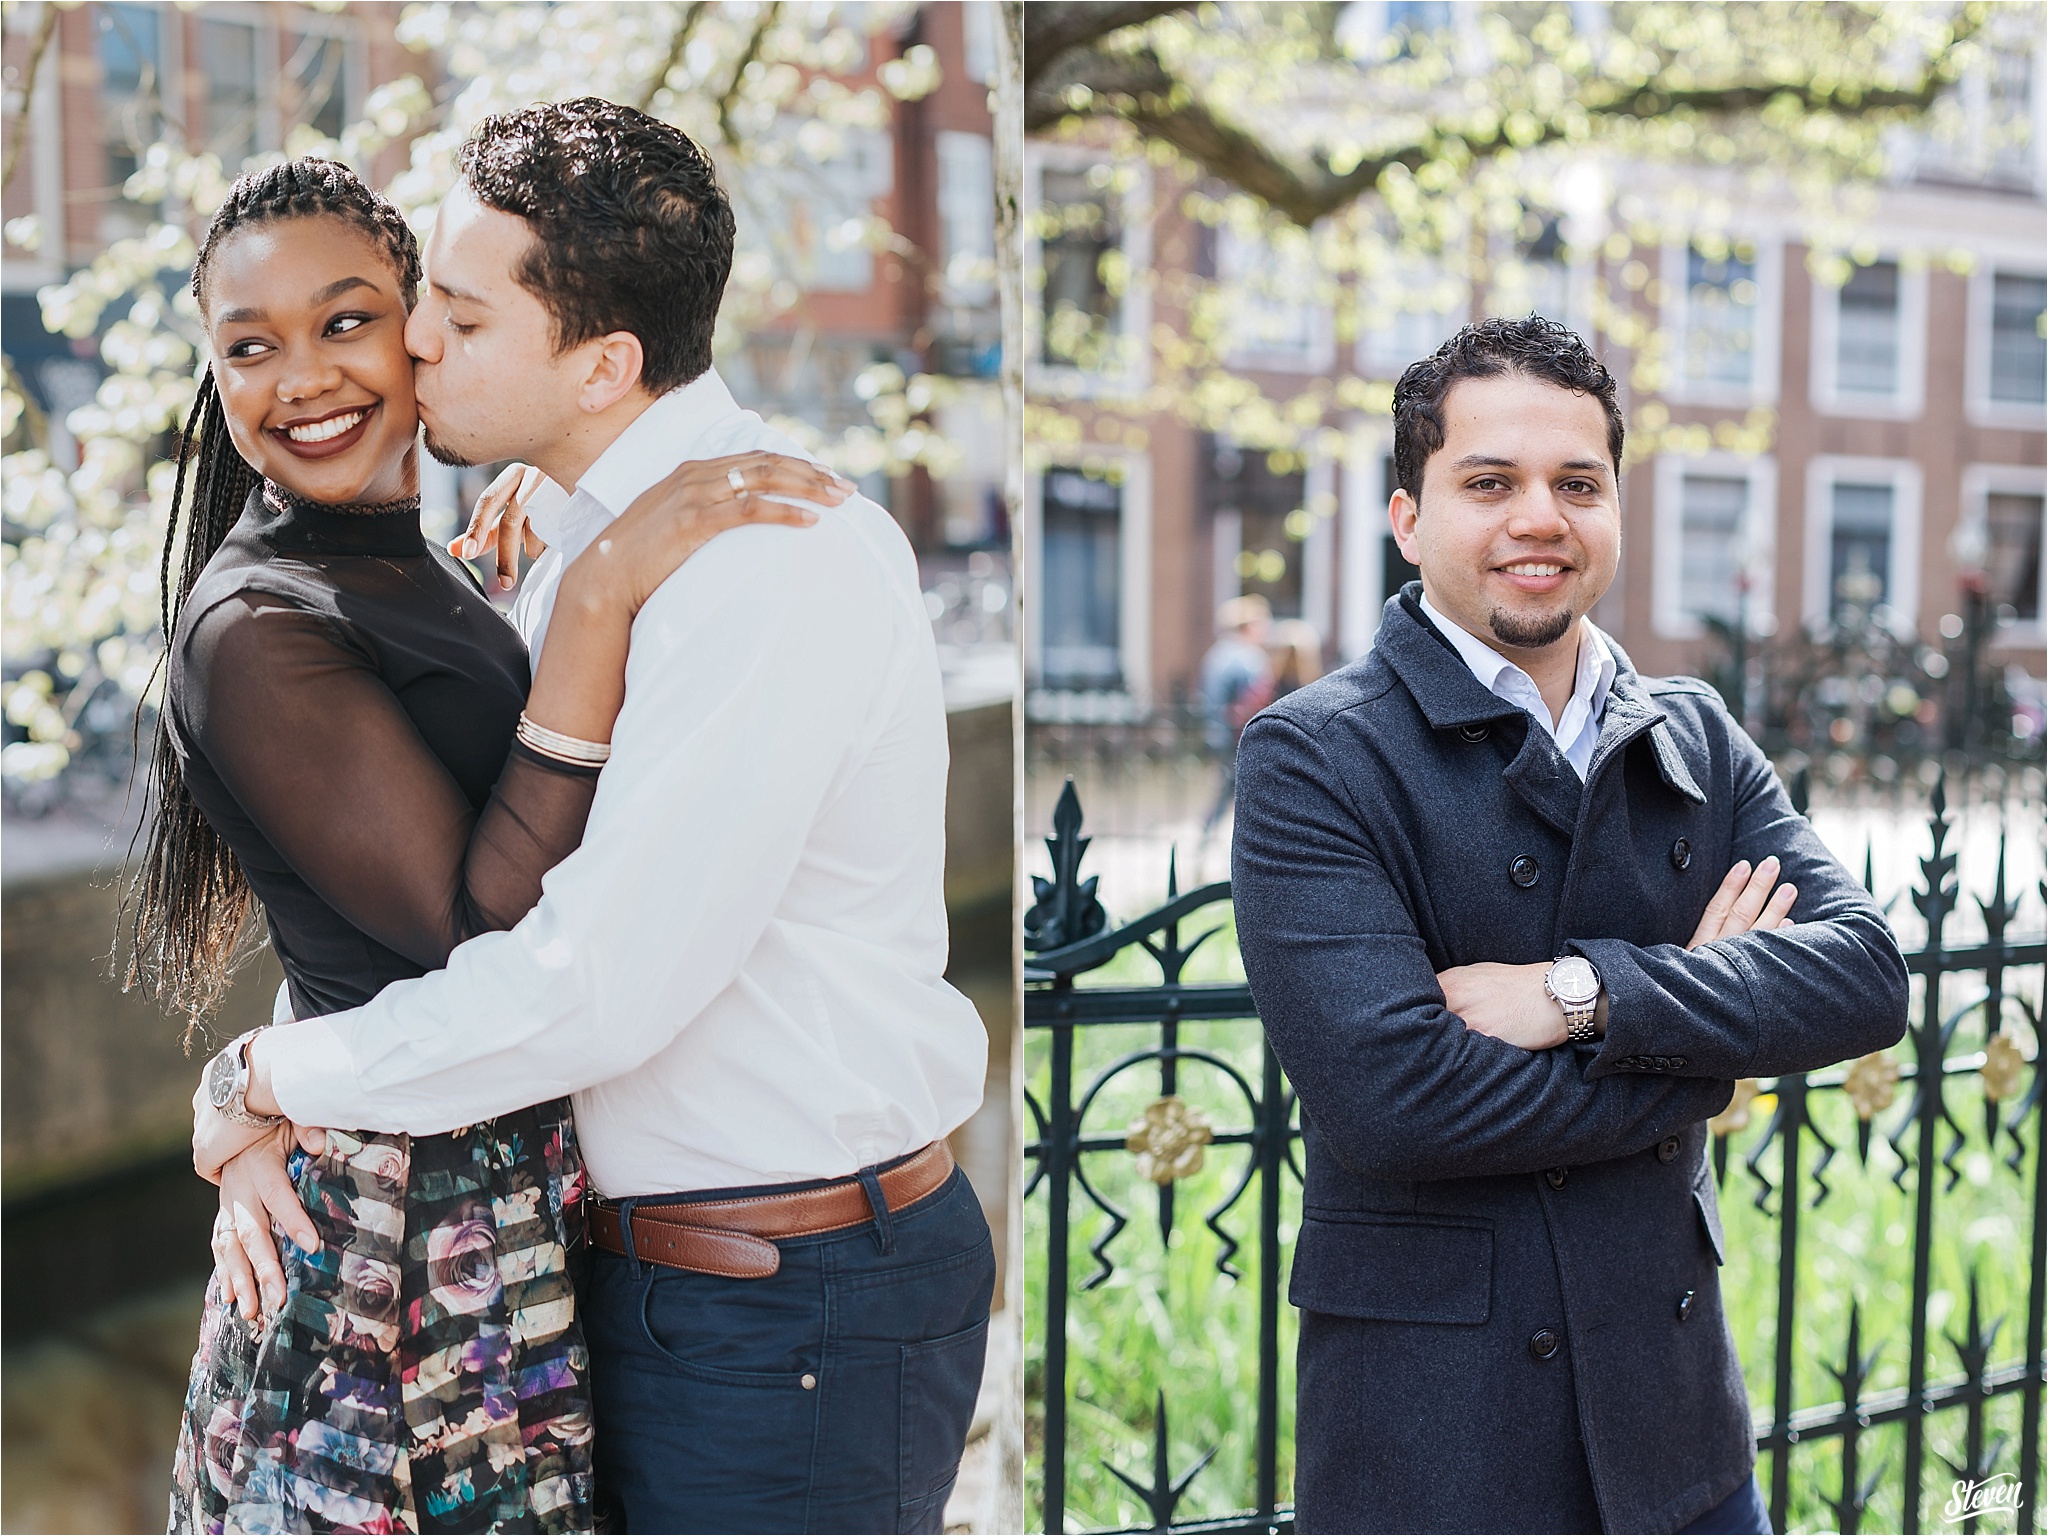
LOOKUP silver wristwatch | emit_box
[206,1028,283,1129]
[1545,955,1603,1044]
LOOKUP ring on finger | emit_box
[727,466,747,495]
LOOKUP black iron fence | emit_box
[1025,774,2046,1534]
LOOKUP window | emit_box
[1037,167,1120,368]
[1682,247,1758,391]
[1027,152,1149,394]
[1829,483,1894,617]
[1836,262,1901,396]
[743,126,892,293]
[199,17,260,169]
[283,26,352,143]
[961,1,996,84]
[95,3,163,239]
[1804,457,1922,636]
[1217,225,1331,371]
[1359,267,1464,374]
[1489,211,1571,325]
[1960,466,2047,637]
[1812,257,1926,418]
[1991,273,2046,404]
[936,131,995,305]
[1985,492,2044,624]
[1680,476,1751,627]
[1652,453,1776,639]
[1039,468,1125,690]
[1207,440,1308,619]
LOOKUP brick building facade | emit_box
[1021,44,2045,726]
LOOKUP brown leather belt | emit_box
[586,1141,955,1279]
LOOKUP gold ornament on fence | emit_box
[1982,1030,2027,1103]
[1126,1095,1215,1185]
[1843,1050,1901,1121]
[1708,1078,1761,1137]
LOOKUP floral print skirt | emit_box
[169,1104,593,1534]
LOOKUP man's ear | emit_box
[1389,486,1422,567]
[574,330,647,415]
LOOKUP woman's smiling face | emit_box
[204,215,419,506]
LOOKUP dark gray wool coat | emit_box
[1231,587,1908,1536]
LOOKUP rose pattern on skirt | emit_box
[168,1099,591,1534]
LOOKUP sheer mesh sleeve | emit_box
[181,591,598,969]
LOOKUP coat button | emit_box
[1657,1136,1681,1163]
[1545,1167,1568,1189]
[1529,1328,1561,1360]
[1460,723,1490,742]
[1509,854,1541,888]
[1671,838,1692,870]
[1677,1291,1695,1323]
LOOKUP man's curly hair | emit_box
[460,97,735,393]
[1392,316,1624,506]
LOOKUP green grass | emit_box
[1026,910,2045,1533]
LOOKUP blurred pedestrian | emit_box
[1269,617,1325,700]
[1201,594,1276,829]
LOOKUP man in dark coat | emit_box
[1231,317,1909,1535]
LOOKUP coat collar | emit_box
[1377,585,1707,811]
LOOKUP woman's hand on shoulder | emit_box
[450,462,549,593]
[569,451,851,619]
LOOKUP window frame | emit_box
[1966,264,2048,429]
[1802,454,1924,638]
[1659,237,1782,409]
[1651,451,1779,641]
[1338,427,1402,661]
[1959,462,2048,648]
[1215,222,1335,374]
[1021,451,1154,715]
[1808,255,1929,421]
[1023,143,1153,402]
[278,10,366,147]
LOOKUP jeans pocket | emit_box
[897,1316,989,1528]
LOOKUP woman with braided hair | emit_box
[131,158,848,1534]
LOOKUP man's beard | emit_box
[1488,604,1575,649]
[421,426,475,468]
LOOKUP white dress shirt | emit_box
[1417,590,1616,780]
[263,369,988,1197]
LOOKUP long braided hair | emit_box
[122,159,422,1039]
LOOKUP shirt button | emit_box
[1657,1136,1681,1163]
[1671,838,1692,870]
[1677,1291,1696,1323]
[801,1373,817,1391]
[1529,1328,1561,1360]
[1545,1167,1568,1189]
[1510,855,1541,888]
[1460,723,1490,742]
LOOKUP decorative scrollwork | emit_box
[1844,1051,1901,1120]
[1982,1029,2027,1102]
[1709,1078,1762,1137]
[1126,1095,1215,1185]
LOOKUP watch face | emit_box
[207,1047,237,1110]
[1550,956,1599,1006]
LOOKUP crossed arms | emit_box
[1230,714,1909,1186]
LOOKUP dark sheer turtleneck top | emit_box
[166,483,600,1022]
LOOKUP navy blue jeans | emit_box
[581,1164,994,1534]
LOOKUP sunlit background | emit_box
[0,4,1017,1530]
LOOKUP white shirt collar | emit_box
[1417,588,1617,728]
[523,368,744,548]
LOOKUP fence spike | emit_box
[1102,1391,1218,1533]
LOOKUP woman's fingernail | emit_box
[802,511,819,523]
